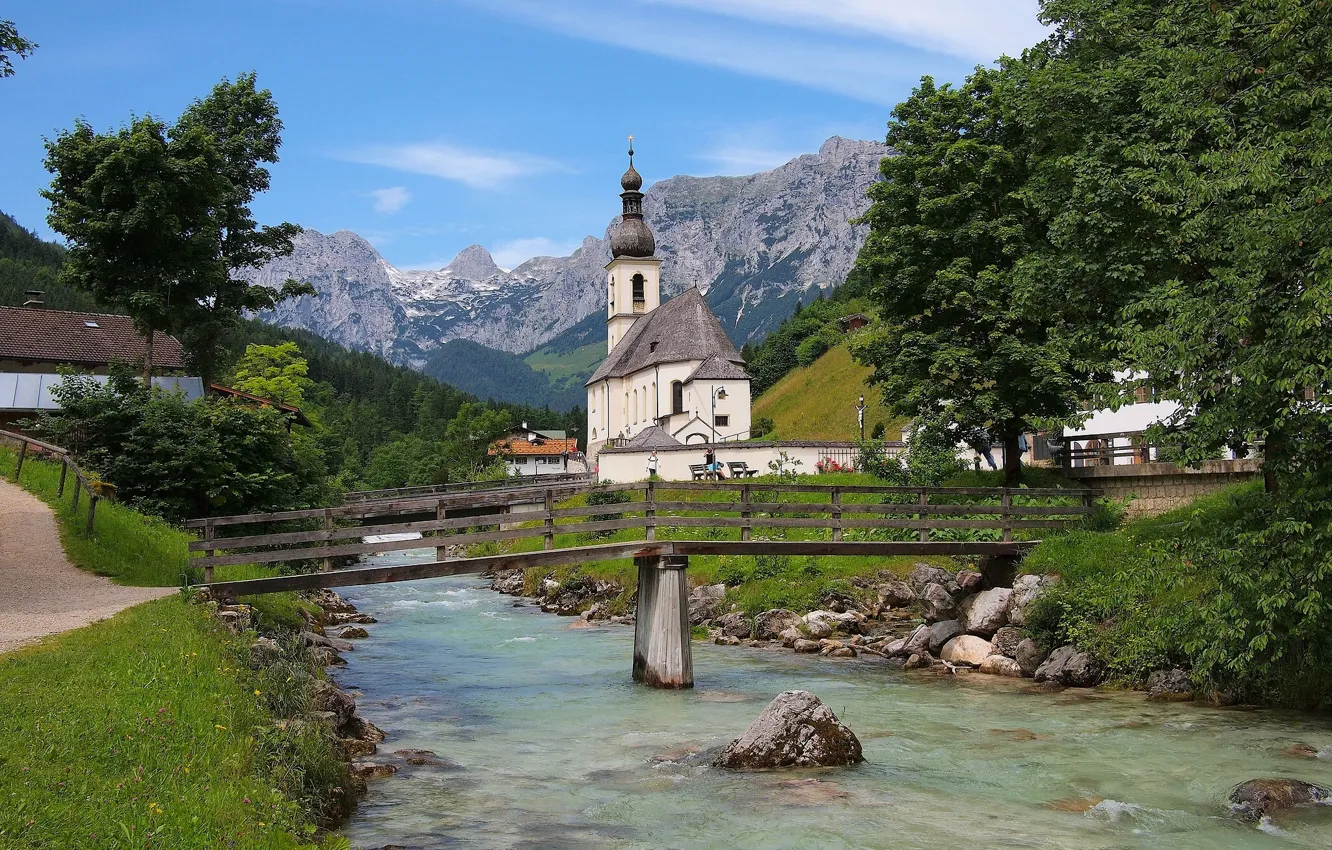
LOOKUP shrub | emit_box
[584,484,631,537]
[752,416,775,438]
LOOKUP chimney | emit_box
[22,290,44,308]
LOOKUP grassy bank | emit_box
[0,600,346,849]
[751,344,904,440]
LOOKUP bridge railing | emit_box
[186,480,1098,583]
[343,472,593,504]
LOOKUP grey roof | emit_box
[586,288,745,385]
[685,354,749,383]
[624,425,681,448]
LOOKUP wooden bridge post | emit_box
[917,489,930,542]
[435,498,448,562]
[322,511,334,572]
[203,518,216,585]
[632,554,693,689]
[57,457,68,499]
[543,488,555,551]
[740,484,752,542]
[1001,491,1013,543]
[831,487,843,542]
[645,481,656,542]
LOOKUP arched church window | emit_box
[632,274,645,311]
[671,381,684,415]
[633,389,638,423]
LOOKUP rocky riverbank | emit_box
[486,560,1201,700]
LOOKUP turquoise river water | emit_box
[337,549,1332,849]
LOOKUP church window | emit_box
[714,415,730,428]
[633,389,638,423]
[632,274,646,311]
[671,381,684,415]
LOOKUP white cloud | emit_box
[337,142,563,190]
[702,145,803,175]
[490,237,582,269]
[370,186,412,214]
[647,0,1047,63]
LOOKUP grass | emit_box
[0,599,348,849]
[752,344,905,440]
[523,341,606,388]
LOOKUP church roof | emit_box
[586,287,745,385]
[624,425,681,449]
[685,355,749,383]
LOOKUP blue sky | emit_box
[0,0,1046,270]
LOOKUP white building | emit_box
[488,424,581,477]
[585,145,752,460]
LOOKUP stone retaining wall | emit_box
[1065,459,1261,516]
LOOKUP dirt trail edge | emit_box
[0,478,173,655]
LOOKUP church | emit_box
[585,143,752,461]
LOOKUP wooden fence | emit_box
[1,428,107,535]
[343,472,593,504]
[187,480,1098,584]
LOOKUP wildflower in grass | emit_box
[214,725,226,730]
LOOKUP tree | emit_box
[232,341,313,408]
[0,19,36,77]
[852,67,1088,484]
[42,73,310,385]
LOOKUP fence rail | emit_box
[1,428,106,535]
[343,472,593,504]
[188,480,1098,584]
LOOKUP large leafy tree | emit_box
[0,19,36,77]
[43,74,310,384]
[852,67,1089,483]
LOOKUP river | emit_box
[337,549,1332,849]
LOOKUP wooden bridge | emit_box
[186,479,1096,689]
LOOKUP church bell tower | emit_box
[605,137,661,354]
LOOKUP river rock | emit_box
[689,583,727,624]
[793,639,821,654]
[778,627,802,648]
[1015,639,1048,677]
[715,612,752,640]
[909,564,952,591]
[955,570,984,592]
[904,652,933,670]
[1008,574,1047,627]
[716,690,864,769]
[249,636,281,667]
[958,588,1012,637]
[339,626,369,639]
[352,762,398,780]
[312,679,357,728]
[876,580,916,608]
[715,635,742,646]
[491,569,526,595]
[978,654,1024,677]
[902,625,932,657]
[1229,778,1331,821]
[309,588,356,614]
[802,617,833,639]
[754,609,801,641]
[927,620,962,655]
[1034,645,1105,687]
[393,749,459,768]
[325,611,378,626]
[940,635,994,666]
[806,610,860,635]
[921,583,957,622]
[822,644,857,658]
[303,631,355,652]
[1147,668,1194,701]
[991,626,1023,659]
[884,637,908,657]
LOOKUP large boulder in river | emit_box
[978,654,1023,677]
[689,583,727,625]
[1007,574,1048,627]
[715,612,752,640]
[920,583,957,622]
[909,564,952,592]
[991,626,1023,659]
[877,580,916,608]
[940,635,994,666]
[716,690,864,769]
[1147,668,1194,702]
[927,620,963,655]
[1229,779,1331,821]
[903,624,932,657]
[754,609,801,641]
[958,588,1012,637]
[1034,645,1105,687]
[1015,639,1048,677]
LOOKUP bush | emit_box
[584,484,631,537]
[752,416,775,438]
[856,440,906,483]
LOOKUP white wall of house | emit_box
[597,442,894,483]
[504,455,570,477]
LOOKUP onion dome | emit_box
[610,137,656,258]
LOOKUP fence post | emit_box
[322,511,333,572]
[14,440,27,480]
[1001,490,1013,543]
[831,487,843,542]
[72,476,81,512]
[57,457,68,499]
[918,489,929,542]
[741,483,752,542]
[203,518,216,585]
[435,498,448,562]
[645,480,656,542]
[543,488,555,551]
[86,494,98,536]
[1081,489,1095,523]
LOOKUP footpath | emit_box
[0,478,172,654]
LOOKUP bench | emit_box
[689,464,709,481]
[727,461,760,478]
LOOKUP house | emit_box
[488,423,579,477]
[585,144,753,457]
[0,304,201,433]
[837,313,871,332]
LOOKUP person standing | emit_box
[647,450,659,479]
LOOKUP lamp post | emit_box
[710,385,728,443]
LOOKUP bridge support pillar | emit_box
[632,554,693,689]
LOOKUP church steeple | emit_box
[610,136,655,258]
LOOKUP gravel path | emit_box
[0,479,173,655]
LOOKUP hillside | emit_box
[423,338,584,412]
[752,343,903,441]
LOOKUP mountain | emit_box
[246,136,888,374]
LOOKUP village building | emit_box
[585,144,752,459]
[488,423,580,477]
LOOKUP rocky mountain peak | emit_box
[444,244,501,280]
